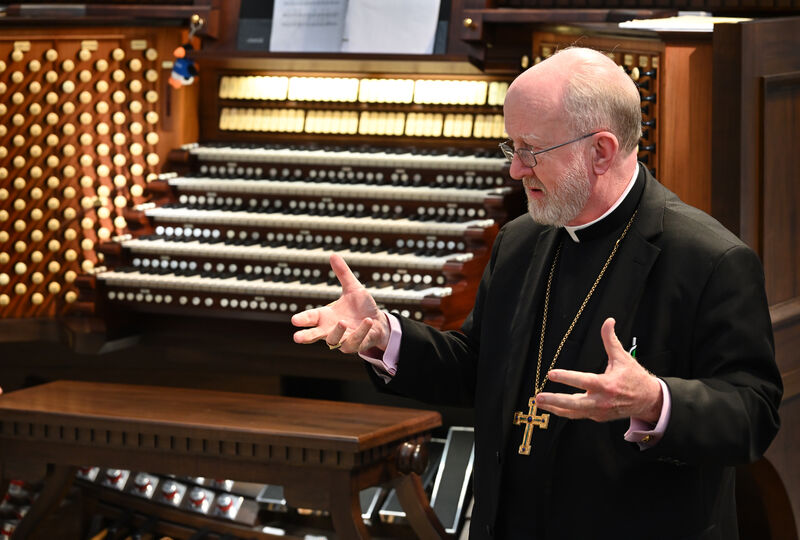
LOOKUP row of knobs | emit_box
[0,39,163,315]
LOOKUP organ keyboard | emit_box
[93,229,489,325]
[163,143,514,221]
[164,177,510,202]
[98,269,454,319]
[114,237,476,270]
[85,150,508,327]
[141,207,495,238]
[74,66,519,330]
[61,56,521,331]
[188,143,507,172]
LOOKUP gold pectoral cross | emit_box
[512,397,550,455]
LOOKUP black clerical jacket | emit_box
[373,168,782,539]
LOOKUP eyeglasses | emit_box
[499,131,600,168]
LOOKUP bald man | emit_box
[292,48,782,539]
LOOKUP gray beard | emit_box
[525,156,591,227]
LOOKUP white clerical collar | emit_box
[564,163,639,243]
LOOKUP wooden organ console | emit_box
[82,68,516,330]
[1,0,800,538]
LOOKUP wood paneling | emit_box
[710,18,800,536]
[660,40,713,214]
[712,17,800,255]
[762,72,800,305]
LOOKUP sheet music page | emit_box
[269,0,349,52]
[341,0,442,54]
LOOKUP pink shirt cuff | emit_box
[358,311,401,383]
[624,378,671,449]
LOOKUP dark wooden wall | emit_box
[709,17,800,533]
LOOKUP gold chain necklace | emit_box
[512,209,638,455]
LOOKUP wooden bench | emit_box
[0,380,446,539]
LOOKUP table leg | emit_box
[394,473,448,540]
[11,464,77,540]
[329,473,370,540]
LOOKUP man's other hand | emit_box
[534,318,663,423]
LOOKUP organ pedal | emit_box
[379,427,474,536]
[14,426,473,539]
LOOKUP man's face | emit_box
[521,149,591,227]
[503,83,592,227]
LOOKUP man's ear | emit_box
[590,132,619,176]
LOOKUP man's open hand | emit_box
[534,318,663,423]
[291,254,391,354]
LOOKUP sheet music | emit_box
[342,0,441,54]
[269,0,442,54]
[269,0,349,52]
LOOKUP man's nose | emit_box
[508,156,533,180]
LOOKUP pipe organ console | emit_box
[75,69,518,331]
[2,0,800,538]
[0,6,512,537]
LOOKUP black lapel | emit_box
[576,225,662,374]
[543,169,666,448]
[499,226,560,448]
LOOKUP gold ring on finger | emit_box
[327,341,343,350]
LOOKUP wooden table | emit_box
[0,381,445,539]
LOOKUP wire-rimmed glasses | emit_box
[499,131,600,168]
